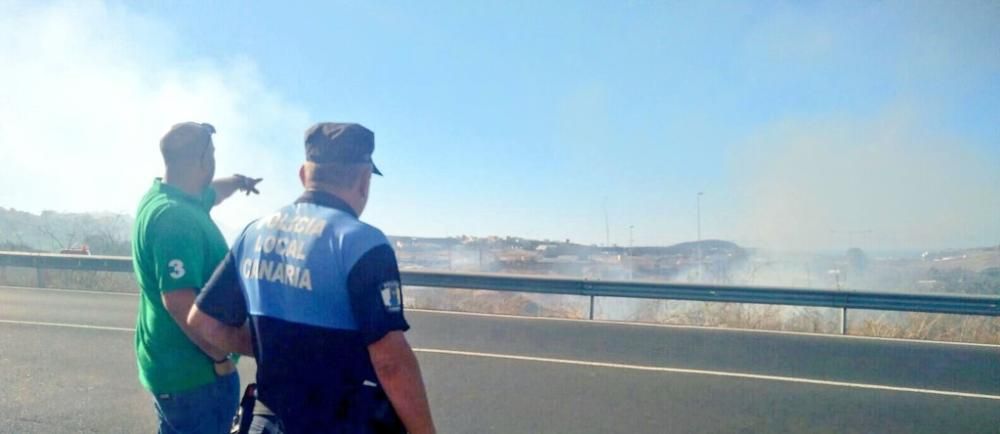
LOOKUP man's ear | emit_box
[358,169,371,201]
[200,146,216,181]
[299,164,307,187]
[201,144,214,166]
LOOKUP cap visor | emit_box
[372,162,383,176]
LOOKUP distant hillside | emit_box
[631,240,745,257]
[389,235,745,258]
[0,207,132,255]
[2,207,746,258]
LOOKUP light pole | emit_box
[603,198,610,248]
[697,192,704,280]
[628,225,635,280]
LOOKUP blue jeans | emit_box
[153,372,240,434]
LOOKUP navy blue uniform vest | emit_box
[197,191,408,433]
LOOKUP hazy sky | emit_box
[1,1,997,251]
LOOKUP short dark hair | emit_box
[305,162,370,189]
[160,122,215,166]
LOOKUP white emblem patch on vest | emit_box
[380,281,402,313]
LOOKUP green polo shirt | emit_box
[131,178,228,394]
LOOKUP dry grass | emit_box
[852,311,1000,345]
[0,266,137,292]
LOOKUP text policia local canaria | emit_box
[241,213,328,291]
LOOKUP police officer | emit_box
[187,122,435,434]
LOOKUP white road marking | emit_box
[407,308,1000,348]
[0,285,996,348]
[1,317,996,401]
[0,285,137,296]
[0,319,133,332]
[406,309,1000,348]
[413,348,1000,401]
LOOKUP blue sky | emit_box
[1,1,997,250]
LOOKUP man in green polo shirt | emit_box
[132,121,262,434]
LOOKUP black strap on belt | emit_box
[232,384,258,434]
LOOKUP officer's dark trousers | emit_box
[248,414,396,434]
[248,414,283,434]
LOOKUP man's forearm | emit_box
[163,290,231,361]
[200,319,252,356]
[210,176,242,205]
[187,306,253,356]
[223,322,253,356]
[211,174,261,205]
[375,346,435,434]
[176,314,230,360]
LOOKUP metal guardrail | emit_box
[0,252,134,273]
[402,270,1000,315]
[2,251,998,334]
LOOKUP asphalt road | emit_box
[0,285,998,433]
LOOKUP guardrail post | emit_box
[840,307,847,335]
[589,295,595,320]
[36,266,45,288]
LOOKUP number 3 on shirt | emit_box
[168,259,186,279]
